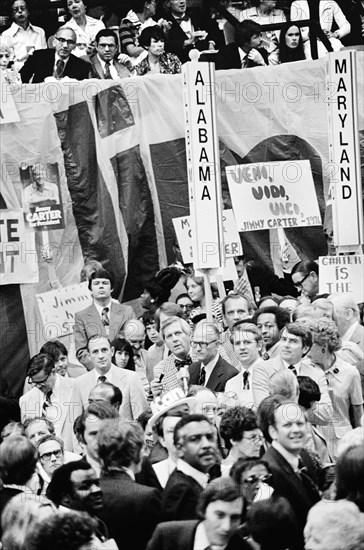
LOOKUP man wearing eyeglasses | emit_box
[291,260,321,302]
[189,321,238,392]
[37,434,65,484]
[20,353,75,451]
[86,29,132,79]
[20,26,90,83]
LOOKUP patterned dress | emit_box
[135,53,182,76]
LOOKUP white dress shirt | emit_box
[97,55,118,79]
[3,22,46,67]
[176,459,209,488]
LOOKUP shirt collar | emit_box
[97,54,114,69]
[85,453,102,477]
[194,522,212,550]
[272,441,300,472]
[93,365,113,384]
[177,459,209,488]
[94,299,112,318]
[121,466,135,480]
[9,21,35,35]
[55,53,70,66]
[282,358,302,373]
[202,352,219,371]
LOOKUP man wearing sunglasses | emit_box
[189,321,238,392]
[20,26,90,82]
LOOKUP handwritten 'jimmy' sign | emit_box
[226,160,322,232]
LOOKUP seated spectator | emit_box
[65,0,105,57]
[304,499,364,550]
[335,444,364,512]
[111,337,135,370]
[231,457,273,508]
[26,511,99,550]
[119,9,145,62]
[20,26,90,82]
[278,22,306,63]
[136,25,181,75]
[238,0,286,65]
[0,39,20,83]
[247,495,300,550]
[2,0,46,69]
[98,419,162,550]
[1,493,56,550]
[216,20,268,70]
[86,28,132,79]
[291,0,351,58]
[220,407,263,471]
[162,0,211,64]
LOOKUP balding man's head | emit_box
[122,320,145,353]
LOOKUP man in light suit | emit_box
[74,268,135,370]
[189,321,238,392]
[253,322,333,425]
[71,335,148,424]
[148,478,248,550]
[20,26,89,82]
[20,353,75,451]
[87,29,131,79]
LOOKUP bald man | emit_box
[122,320,152,391]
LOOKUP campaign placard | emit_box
[318,255,364,301]
[0,210,39,285]
[172,209,242,264]
[20,162,64,230]
[36,282,92,339]
[226,160,322,232]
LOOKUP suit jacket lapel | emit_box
[206,357,223,390]
[93,55,105,79]
[269,447,315,505]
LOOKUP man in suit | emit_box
[162,413,217,521]
[71,335,148,425]
[46,461,110,545]
[87,28,131,79]
[74,268,135,370]
[263,401,320,549]
[252,306,291,360]
[189,321,238,392]
[253,322,333,425]
[98,420,162,550]
[225,322,266,409]
[216,20,268,70]
[163,0,210,64]
[0,435,38,536]
[20,353,75,451]
[20,26,89,82]
[148,478,249,550]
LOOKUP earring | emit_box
[150,299,155,303]
[321,348,326,354]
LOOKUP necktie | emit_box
[42,390,52,412]
[101,307,110,327]
[288,365,297,376]
[54,59,65,79]
[98,375,106,383]
[104,60,112,79]
[242,370,250,390]
[175,356,192,370]
[198,366,206,386]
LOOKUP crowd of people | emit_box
[0,0,363,83]
[0,255,363,550]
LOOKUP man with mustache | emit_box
[162,414,218,521]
